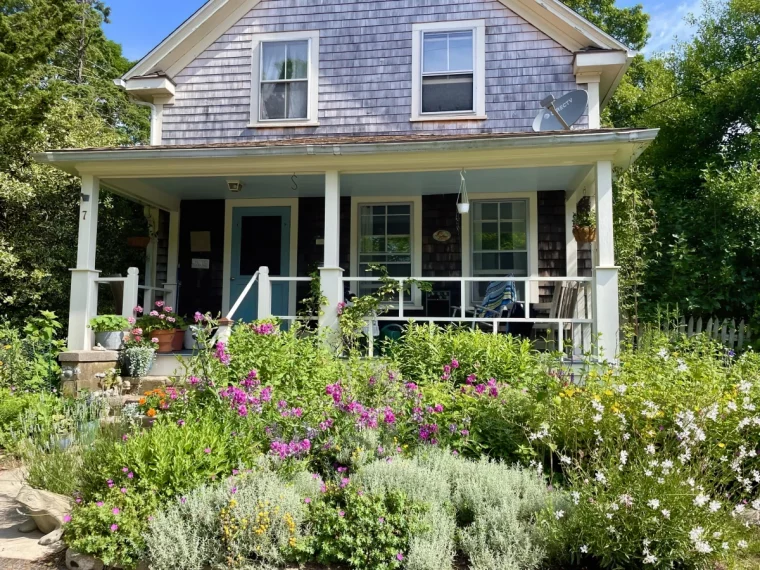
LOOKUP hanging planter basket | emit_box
[456,203,470,214]
[456,169,470,215]
[127,236,151,248]
[573,226,597,243]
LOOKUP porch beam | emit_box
[68,175,100,350]
[319,171,344,334]
[592,160,620,361]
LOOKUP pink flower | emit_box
[338,510,345,517]
[397,553,404,561]
[158,314,166,320]
[167,317,176,323]
[75,497,82,504]
[164,306,173,313]
[180,497,187,504]
[107,479,114,488]
[122,467,128,473]
[96,502,104,507]
[304,497,311,504]
[451,359,459,368]
[177,419,185,426]
[149,310,159,317]
[127,316,136,325]
[112,507,120,515]
[122,434,129,442]
[151,337,159,343]
[155,300,165,308]
[132,328,143,336]
[120,487,127,494]
[110,524,118,532]
[194,312,203,323]
[204,448,211,454]
[134,305,143,314]
[127,472,134,479]
[63,514,72,523]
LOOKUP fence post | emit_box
[257,266,272,321]
[122,268,140,318]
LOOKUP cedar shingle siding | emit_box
[163,0,586,145]
[537,190,567,303]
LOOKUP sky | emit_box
[105,0,704,63]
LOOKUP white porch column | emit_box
[319,171,344,332]
[578,72,602,130]
[592,160,620,361]
[144,206,160,308]
[67,175,100,350]
[164,210,180,309]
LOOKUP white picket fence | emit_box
[661,316,752,350]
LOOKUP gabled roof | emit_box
[123,0,634,82]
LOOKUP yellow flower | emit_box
[604,390,614,397]
[718,443,726,448]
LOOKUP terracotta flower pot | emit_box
[127,236,151,248]
[171,329,185,351]
[152,329,176,353]
[573,226,597,243]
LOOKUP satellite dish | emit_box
[532,90,589,132]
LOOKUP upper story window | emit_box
[250,31,320,128]
[411,20,486,122]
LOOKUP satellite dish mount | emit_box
[532,90,589,132]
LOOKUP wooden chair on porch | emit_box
[532,281,583,352]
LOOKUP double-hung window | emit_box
[411,20,486,121]
[471,200,529,302]
[250,31,319,127]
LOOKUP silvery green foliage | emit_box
[355,448,553,570]
[124,347,154,377]
[145,483,230,570]
[145,470,307,570]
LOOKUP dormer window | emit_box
[249,31,320,128]
[411,20,486,122]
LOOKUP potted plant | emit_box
[135,301,178,353]
[572,210,597,243]
[171,314,188,351]
[127,236,151,248]
[122,329,158,378]
[89,315,129,350]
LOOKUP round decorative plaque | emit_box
[433,230,452,242]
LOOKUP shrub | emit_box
[0,312,63,391]
[146,469,308,570]
[89,315,129,333]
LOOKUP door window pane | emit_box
[239,216,282,276]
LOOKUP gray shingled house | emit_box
[36,0,658,377]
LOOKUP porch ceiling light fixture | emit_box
[456,169,470,214]
[227,180,243,193]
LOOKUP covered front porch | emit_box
[35,129,657,361]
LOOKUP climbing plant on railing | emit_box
[338,265,432,354]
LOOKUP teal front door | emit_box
[230,207,291,323]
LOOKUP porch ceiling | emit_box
[105,166,592,201]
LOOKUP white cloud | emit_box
[643,0,704,55]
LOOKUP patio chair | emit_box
[532,281,580,352]
[452,280,518,333]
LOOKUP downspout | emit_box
[114,78,163,146]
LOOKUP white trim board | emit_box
[349,196,424,309]
[461,192,540,308]
[222,198,299,319]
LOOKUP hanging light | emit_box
[456,168,470,214]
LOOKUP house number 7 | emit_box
[82,210,87,220]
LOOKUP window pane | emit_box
[475,202,498,221]
[423,33,448,73]
[473,253,498,272]
[286,41,309,79]
[387,236,410,253]
[372,216,385,235]
[500,253,528,274]
[387,205,410,216]
[422,74,473,113]
[448,31,473,71]
[260,82,285,120]
[286,81,308,119]
[261,42,287,80]
[479,222,499,250]
[387,215,410,236]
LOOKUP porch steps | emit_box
[149,352,192,378]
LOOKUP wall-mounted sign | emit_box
[190,231,211,252]
[433,230,452,242]
[191,258,210,270]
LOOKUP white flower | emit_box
[647,499,661,509]
[708,500,721,512]
[657,348,669,360]
[646,444,656,455]
[689,527,705,542]
[733,504,746,515]
[580,545,588,554]
[722,542,729,551]
[738,540,748,549]
[676,359,688,372]
[619,494,633,507]
[571,491,581,505]
[739,380,752,394]
[661,509,670,519]
[694,494,709,507]
[559,454,572,465]
[623,432,631,441]
[620,450,628,465]
[592,414,603,423]
[751,499,760,511]
[657,477,665,484]
[555,510,565,520]
[595,471,607,484]
[645,469,653,477]
[643,553,658,564]
[694,541,712,554]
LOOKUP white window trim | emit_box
[248,30,320,128]
[411,19,487,122]
[349,196,423,309]
[461,193,539,309]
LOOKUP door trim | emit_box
[223,198,299,319]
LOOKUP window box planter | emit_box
[127,236,151,248]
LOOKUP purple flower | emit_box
[433,403,444,413]
[120,487,127,494]
[127,472,134,479]
[338,510,345,517]
[96,501,104,507]
[215,343,231,366]
[122,466,130,472]
[304,497,312,504]
[204,448,212,454]
[110,524,119,532]
[112,507,120,515]
[383,408,396,425]
[397,553,404,561]
[451,359,459,368]
[340,477,350,488]
[122,434,129,442]
[194,311,204,323]
[107,479,114,488]
[378,517,385,523]
[180,497,187,504]
[475,384,486,395]
[63,514,72,523]
[177,419,186,426]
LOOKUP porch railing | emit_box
[93,267,175,322]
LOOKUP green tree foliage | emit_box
[562,0,650,50]
[0,0,149,324]
[608,0,760,322]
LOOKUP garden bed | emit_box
[1,318,759,569]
